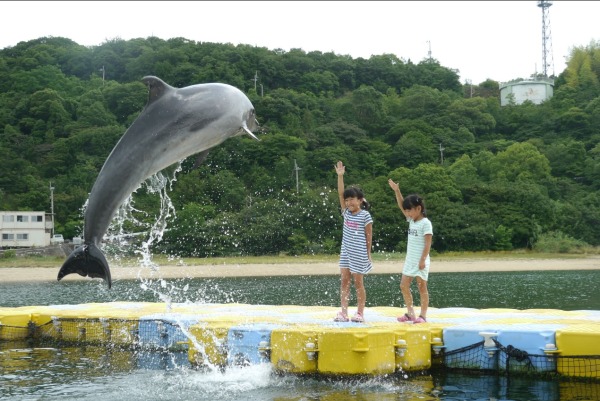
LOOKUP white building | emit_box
[0,211,53,248]
[499,77,554,106]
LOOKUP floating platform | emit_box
[1,303,599,379]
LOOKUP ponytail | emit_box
[361,198,371,211]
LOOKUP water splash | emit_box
[101,163,181,270]
[135,164,182,269]
[85,162,246,373]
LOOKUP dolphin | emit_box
[57,76,259,288]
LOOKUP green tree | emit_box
[448,154,480,189]
[390,130,437,168]
[562,42,600,103]
[542,139,586,178]
[490,142,552,183]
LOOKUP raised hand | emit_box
[335,160,345,175]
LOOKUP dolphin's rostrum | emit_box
[57,76,259,288]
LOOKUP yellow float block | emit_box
[0,307,35,340]
[95,316,141,346]
[187,319,239,368]
[555,323,600,379]
[317,327,396,375]
[48,318,113,343]
[30,304,109,342]
[393,325,433,372]
[270,325,321,374]
[428,327,445,368]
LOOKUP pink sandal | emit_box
[334,311,349,322]
[414,316,427,324]
[397,313,415,323]
[351,312,365,323]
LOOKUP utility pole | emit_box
[100,66,105,86]
[49,182,55,236]
[293,159,302,193]
[466,79,474,98]
[427,40,432,63]
[439,143,445,165]
[253,70,258,91]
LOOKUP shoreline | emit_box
[1,258,598,283]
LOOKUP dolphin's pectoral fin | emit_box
[57,243,112,289]
[192,150,210,169]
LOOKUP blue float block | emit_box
[226,323,283,366]
[138,314,203,349]
[136,349,190,370]
[442,326,499,370]
[496,324,563,373]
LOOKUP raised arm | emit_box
[388,178,409,218]
[335,161,346,210]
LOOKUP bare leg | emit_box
[416,277,429,318]
[353,273,365,315]
[400,275,416,318]
[340,268,351,316]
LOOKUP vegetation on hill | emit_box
[1,36,599,256]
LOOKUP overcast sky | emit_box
[2,1,599,84]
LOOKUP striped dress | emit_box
[339,208,373,274]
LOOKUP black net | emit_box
[0,323,31,341]
[438,339,600,381]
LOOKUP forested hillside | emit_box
[1,36,599,256]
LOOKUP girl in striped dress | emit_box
[388,179,433,324]
[333,161,373,323]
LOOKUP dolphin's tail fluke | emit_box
[57,243,112,288]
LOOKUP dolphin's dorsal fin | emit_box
[142,76,174,105]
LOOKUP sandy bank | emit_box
[0,257,598,284]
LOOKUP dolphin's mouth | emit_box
[243,126,260,141]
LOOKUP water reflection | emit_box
[2,341,598,401]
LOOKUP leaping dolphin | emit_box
[57,76,259,288]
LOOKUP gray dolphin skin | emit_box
[57,76,259,288]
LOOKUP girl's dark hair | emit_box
[402,194,426,216]
[343,186,370,210]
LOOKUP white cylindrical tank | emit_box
[500,78,554,106]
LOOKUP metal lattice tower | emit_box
[538,0,555,77]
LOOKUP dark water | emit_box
[1,269,599,401]
[1,270,598,310]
